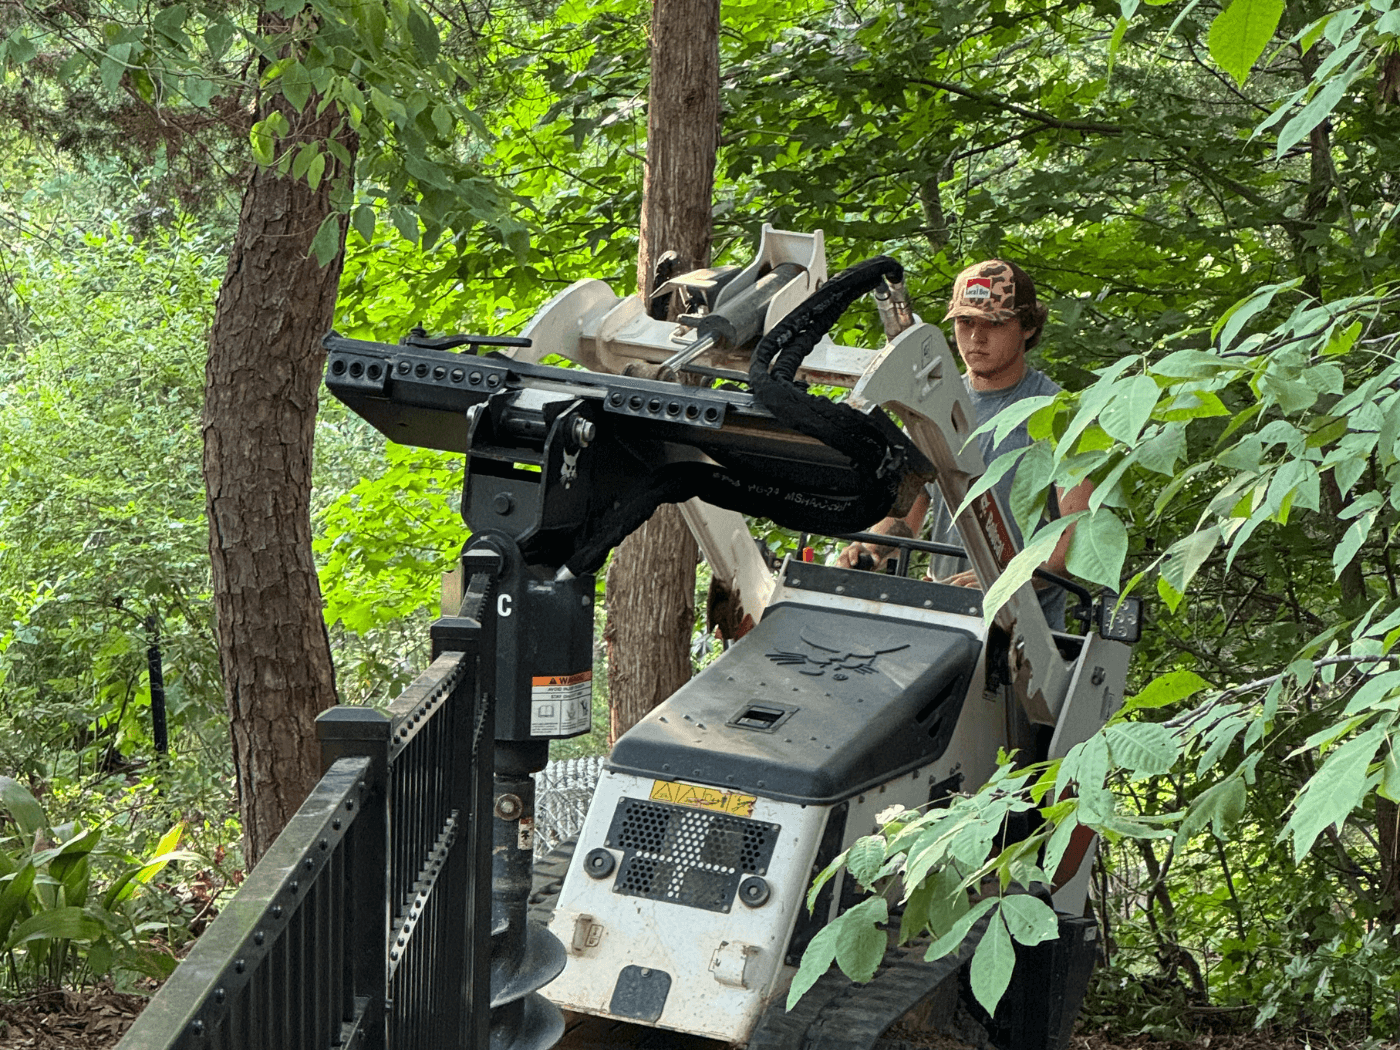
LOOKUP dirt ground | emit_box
[0,992,1387,1050]
[0,987,148,1050]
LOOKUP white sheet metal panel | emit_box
[543,770,827,1043]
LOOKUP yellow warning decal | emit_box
[530,670,592,687]
[650,780,756,817]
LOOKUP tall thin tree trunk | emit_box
[603,0,718,742]
[204,39,355,866]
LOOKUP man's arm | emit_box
[835,491,929,569]
[940,477,1094,588]
[1045,477,1093,579]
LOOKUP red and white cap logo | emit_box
[964,277,992,302]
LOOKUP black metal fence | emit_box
[117,623,493,1050]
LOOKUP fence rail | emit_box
[118,635,493,1050]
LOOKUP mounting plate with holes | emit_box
[1097,593,1143,643]
[604,386,729,429]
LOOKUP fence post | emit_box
[433,567,496,1050]
[317,705,391,1050]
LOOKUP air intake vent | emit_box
[605,798,779,913]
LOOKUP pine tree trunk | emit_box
[604,0,718,742]
[203,53,355,867]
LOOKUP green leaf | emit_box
[1064,510,1127,591]
[1104,721,1179,778]
[926,896,998,962]
[351,204,377,245]
[1000,893,1059,946]
[954,447,1031,520]
[788,920,840,1009]
[1208,0,1284,86]
[1276,75,1354,159]
[0,776,45,836]
[1283,725,1388,861]
[1097,375,1160,447]
[983,514,1082,626]
[280,60,312,112]
[834,897,889,982]
[5,33,37,65]
[407,4,441,62]
[806,849,849,914]
[249,119,276,165]
[0,862,36,946]
[968,910,1016,1014]
[1334,512,1375,580]
[1121,670,1209,714]
[309,214,343,267]
[846,835,886,890]
[6,907,105,949]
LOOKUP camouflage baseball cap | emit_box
[943,259,1036,323]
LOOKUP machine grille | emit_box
[604,798,779,913]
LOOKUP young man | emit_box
[839,259,1088,629]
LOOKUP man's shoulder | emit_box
[1021,366,1061,398]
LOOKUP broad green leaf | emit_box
[968,910,1016,1013]
[1121,670,1209,714]
[834,897,889,982]
[1334,512,1376,580]
[1208,0,1284,86]
[1283,725,1388,860]
[0,861,36,945]
[1276,75,1354,158]
[351,204,377,245]
[280,60,312,112]
[1064,510,1127,591]
[806,849,849,914]
[1097,375,1160,447]
[1159,527,1220,598]
[982,514,1082,626]
[846,835,886,890]
[0,776,45,836]
[310,215,343,267]
[1000,893,1059,946]
[954,447,1030,519]
[926,897,997,962]
[407,5,441,62]
[899,874,936,944]
[788,919,840,1009]
[924,865,971,938]
[1105,721,1179,777]
[249,119,276,165]
[6,906,105,949]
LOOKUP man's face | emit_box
[952,315,1028,387]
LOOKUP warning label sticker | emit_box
[529,671,592,736]
[649,780,757,817]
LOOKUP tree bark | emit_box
[603,0,718,742]
[204,33,355,866]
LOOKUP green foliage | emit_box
[0,776,205,992]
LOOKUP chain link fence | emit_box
[533,756,604,860]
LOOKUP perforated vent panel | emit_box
[604,798,780,913]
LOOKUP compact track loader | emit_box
[324,228,1140,1050]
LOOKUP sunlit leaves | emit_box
[1207,0,1284,86]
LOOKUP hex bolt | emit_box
[494,493,514,515]
[494,793,523,821]
[571,417,597,447]
[254,931,265,946]
[272,906,283,919]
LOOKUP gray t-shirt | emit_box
[924,367,1066,629]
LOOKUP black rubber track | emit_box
[530,838,982,1050]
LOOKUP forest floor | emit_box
[0,990,1386,1050]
